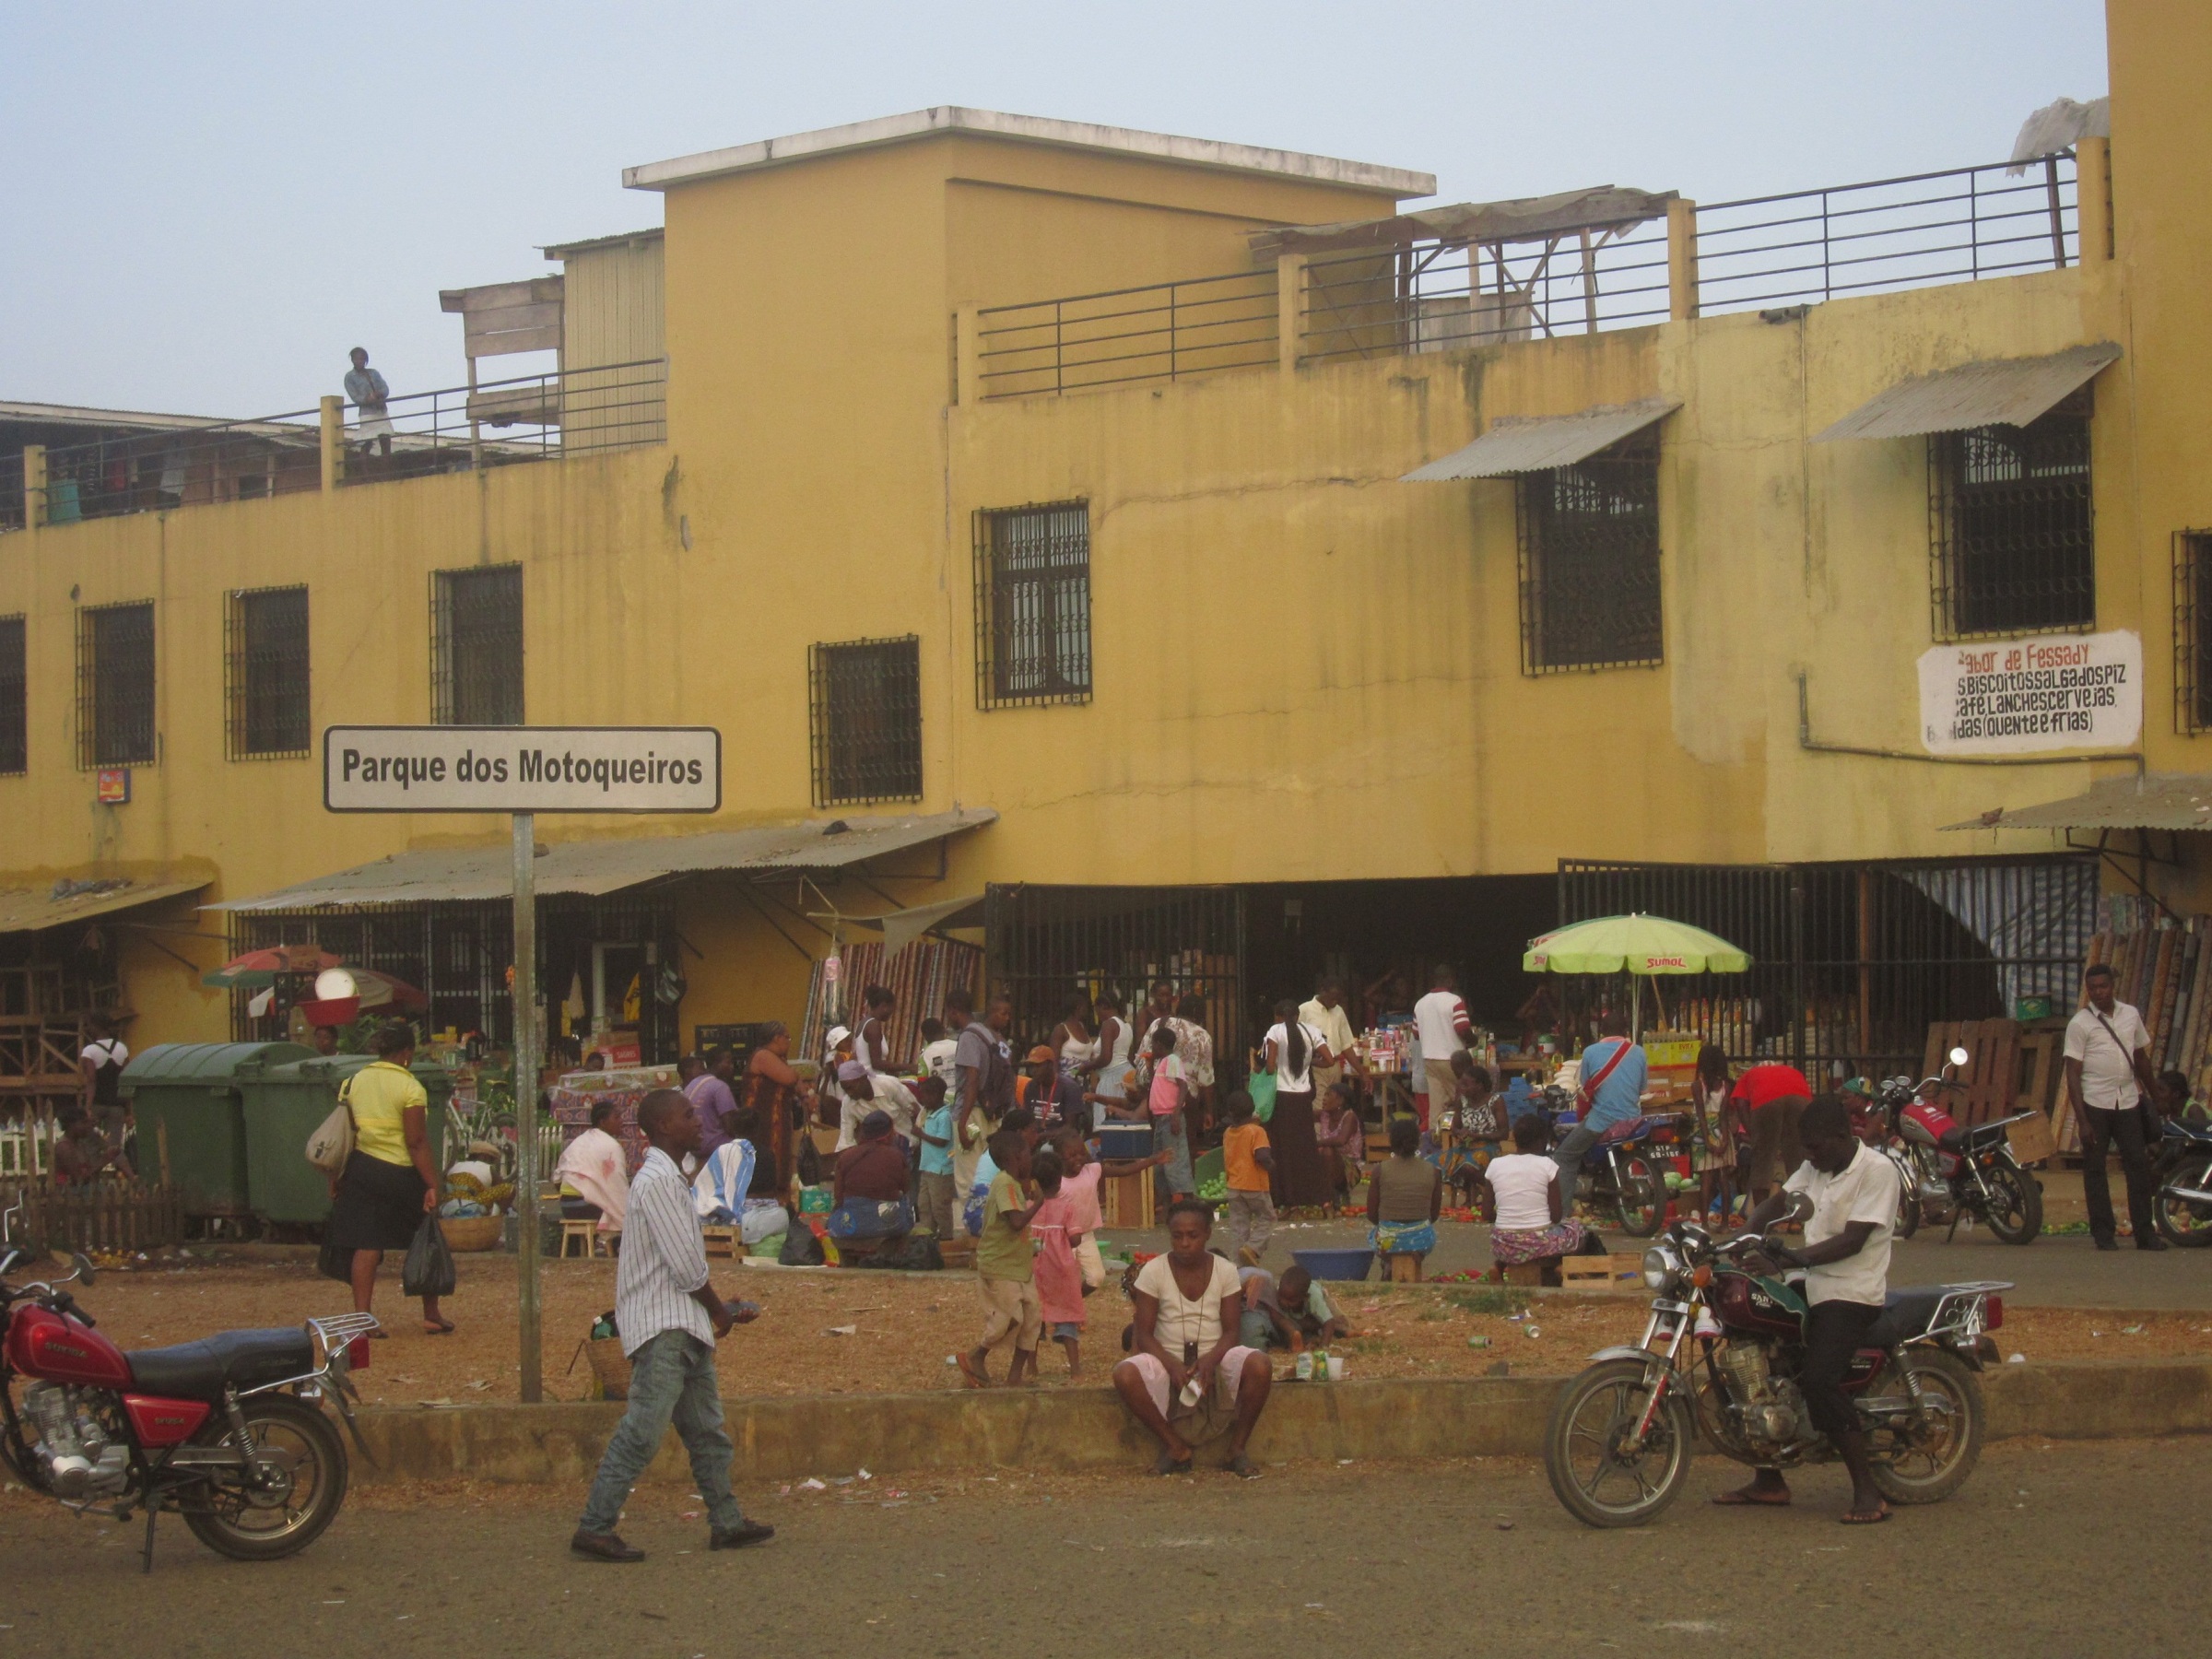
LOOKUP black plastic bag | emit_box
[402,1214,457,1299]
[317,1229,353,1284]
[778,1226,825,1266]
[795,1136,823,1186]
[861,1235,943,1273]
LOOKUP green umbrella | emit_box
[1523,913,1750,976]
[1524,913,1750,1039]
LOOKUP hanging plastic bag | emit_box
[316,1228,353,1285]
[402,1214,457,1299]
[1246,1069,1278,1124]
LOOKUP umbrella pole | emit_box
[1630,975,1641,1043]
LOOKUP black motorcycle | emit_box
[2153,1117,2212,1247]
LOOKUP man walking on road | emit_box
[2065,962,2169,1253]
[571,1088,774,1562]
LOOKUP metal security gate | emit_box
[1559,856,2099,1084]
[985,885,1247,1078]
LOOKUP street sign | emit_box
[322,725,721,814]
[320,722,721,1404]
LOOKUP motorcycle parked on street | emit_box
[2153,1116,2212,1246]
[1875,1048,2043,1245]
[1536,1084,1666,1238]
[1543,1212,2006,1527]
[1,1202,377,1569]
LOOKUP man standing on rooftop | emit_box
[344,347,393,459]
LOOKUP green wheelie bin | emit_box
[119,1042,313,1219]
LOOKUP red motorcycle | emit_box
[2,1203,375,1570]
[1544,1210,2005,1527]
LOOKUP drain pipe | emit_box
[1794,671,2145,771]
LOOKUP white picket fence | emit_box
[0,1116,57,1178]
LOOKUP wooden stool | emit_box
[700,1225,741,1260]
[1385,1253,1421,1283]
[558,1219,606,1259]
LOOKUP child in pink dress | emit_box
[1029,1146,1087,1378]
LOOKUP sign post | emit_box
[511,810,540,1402]
[324,724,721,1403]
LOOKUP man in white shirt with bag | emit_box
[2063,962,2168,1253]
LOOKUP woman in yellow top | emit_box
[326,1022,453,1335]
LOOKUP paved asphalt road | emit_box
[3,1438,2203,1657]
[1097,1218,2212,1309]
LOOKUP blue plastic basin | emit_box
[1291,1246,1375,1282]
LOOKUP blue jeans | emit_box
[579,1330,745,1535]
[1154,1116,1194,1200]
[1551,1123,1602,1194]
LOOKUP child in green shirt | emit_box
[959,1130,1041,1387]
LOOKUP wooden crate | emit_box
[1923,1019,2022,1126]
[1102,1171,1155,1230]
[2006,1111,2058,1166]
[1559,1252,1647,1292]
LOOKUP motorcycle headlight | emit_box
[1641,1243,1681,1291]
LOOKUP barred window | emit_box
[226,585,311,759]
[432,566,524,725]
[76,602,156,768]
[2177,531,2212,735]
[809,636,922,805]
[1930,395,2093,640]
[0,616,25,775]
[1516,430,1663,673]
[975,502,1091,708]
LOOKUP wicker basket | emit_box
[583,1335,631,1401]
[441,1215,505,1253]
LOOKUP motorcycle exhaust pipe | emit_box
[2160,1183,2212,1206]
[163,1447,250,1470]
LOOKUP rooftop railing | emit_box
[6,359,667,531]
[965,153,2085,400]
[1695,153,2079,314]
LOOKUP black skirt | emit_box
[327,1150,428,1252]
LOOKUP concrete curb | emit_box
[351,1357,2212,1485]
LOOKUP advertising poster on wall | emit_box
[1917,629,2141,757]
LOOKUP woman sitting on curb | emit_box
[1112,1200,1273,1478]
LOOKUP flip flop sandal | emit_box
[1841,1506,1892,1525]
[1711,1488,1791,1507]
[1224,1453,1261,1480]
[955,1353,988,1389]
[1153,1451,1194,1477]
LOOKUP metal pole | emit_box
[512,812,542,1404]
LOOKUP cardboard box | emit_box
[2007,1110,2058,1165]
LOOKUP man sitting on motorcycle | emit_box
[1714,1094,1900,1525]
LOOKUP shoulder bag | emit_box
[305,1074,358,1175]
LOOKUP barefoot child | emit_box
[960,1131,1041,1387]
[1029,1146,1087,1377]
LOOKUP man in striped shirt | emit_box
[572,1088,773,1562]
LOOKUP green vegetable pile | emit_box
[1196,1175,1228,1202]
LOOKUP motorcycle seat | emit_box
[1594,1116,1649,1147]
[1861,1287,1950,1349]
[127,1328,314,1401]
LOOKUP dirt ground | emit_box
[32,1246,2212,1405]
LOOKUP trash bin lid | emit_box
[120,1041,315,1092]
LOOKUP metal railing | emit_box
[334,358,666,486]
[975,269,1280,399]
[29,407,324,528]
[1695,154,2078,314]
[1300,221,1673,366]
[8,359,668,530]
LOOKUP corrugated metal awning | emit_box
[1940,773,2212,833]
[1250,185,1674,261]
[1813,343,2121,443]
[1401,397,1678,481]
[206,809,997,912]
[0,877,207,936]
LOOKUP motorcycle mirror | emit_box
[1785,1192,1815,1223]
[70,1251,96,1288]
[1947,1046,1971,1068]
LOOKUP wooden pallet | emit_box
[1923,1019,2020,1126]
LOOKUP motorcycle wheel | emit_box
[1614,1159,1664,1239]
[1544,1358,1693,1528]
[181,1396,348,1561]
[2154,1156,2212,1248]
[1867,1350,1983,1507]
[1981,1161,2042,1245]
[1893,1182,1922,1241]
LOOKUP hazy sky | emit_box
[3,2,2107,416]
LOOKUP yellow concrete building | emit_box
[3,2,2207,1101]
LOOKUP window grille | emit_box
[1929,394,2094,640]
[432,566,524,725]
[76,601,156,769]
[974,502,1091,708]
[1515,430,1664,673]
[0,617,24,775]
[809,636,922,805]
[225,585,311,759]
[2177,531,2212,735]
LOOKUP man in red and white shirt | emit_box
[1412,967,1474,1130]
